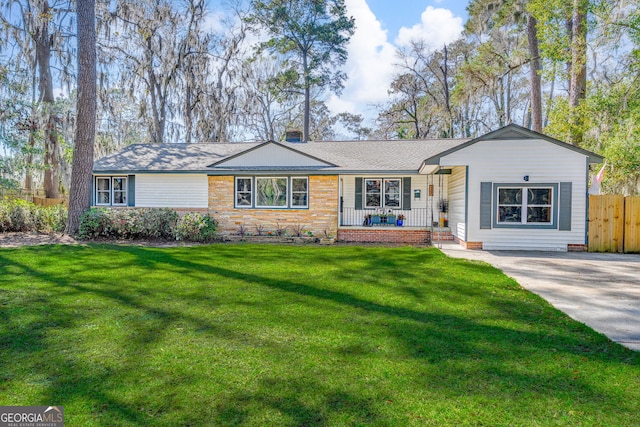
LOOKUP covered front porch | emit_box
[338,208,453,245]
[336,170,457,244]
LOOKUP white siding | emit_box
[447,166,467,240]
[135,174,208,208]
[217,143,330,167]
[441,138,587,250]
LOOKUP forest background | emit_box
[0,0,638,205]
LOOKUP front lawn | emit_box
[0,244,638,426]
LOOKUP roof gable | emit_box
[210,141,337,169]
[423,124,604,165]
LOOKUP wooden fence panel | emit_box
[588,195,625,252]
[33,197,67,207]
[624,196,640,253]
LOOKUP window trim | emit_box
[384,178,402,208]
[95,177,111,206]
[234,176,309,210]
[112,177,128,206]
[290,177,309,208]
[255,176,289,209]
[363,178,403,209]
[235,177,254,208]
[364,178,382,208]
[95,176,128,207]
[492,183,558,229]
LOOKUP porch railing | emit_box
[340,207,434,227]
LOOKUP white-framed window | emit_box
[112,177,127,206]
[96,177,111,206]
[235,177,308,209]
[256,177,288,208]
[291,177,308,208]
[365,178,401,209]
[497,186,552,224]
[235,177,253,208]
[95,176,127,206]
[384,179,401,207]
[365,179,382,208]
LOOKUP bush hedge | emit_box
[0,199,67,233]
[175,212,218,242]
[78,208,217,242]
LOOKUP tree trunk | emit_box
[185,83,193,144]
[35,1,60,199]
[25,63,37,193]
[302,50,310,142]
[67,0,97,235]
[441,44,453,137]
[527,14,543,132]
[569,0,588,145]
[24,129,36,192]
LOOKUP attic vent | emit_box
[285,130,303,143]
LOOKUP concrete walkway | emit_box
[437,242,640,352]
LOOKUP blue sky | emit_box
[324,0,467,123]
[208,0,470,126]
[366,0,468,38]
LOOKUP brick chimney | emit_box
[285,130,303,143]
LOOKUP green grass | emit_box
[0,244,638,426]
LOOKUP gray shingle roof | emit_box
[93,124,604,174]
[93,138,470,173]
[286,139,468,171]
[93,143,259,172]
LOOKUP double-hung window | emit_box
[112,177,127,205]
[291,177,308,208]
[235,177,308,209]
[364,178,401,209]
[96,177,111,205]
[95,177,127,206]
[497,186,552,224]
[236,177,253,207]
[365,179,382,208]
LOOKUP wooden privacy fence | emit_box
[588,195,640,253]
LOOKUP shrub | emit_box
[7,199,34,232]
[32,204,67,233]
[78,208,180,240]
[78,208,112,238]
[139,208,179,239]
[175,213,218,242]
[0,199,67,233]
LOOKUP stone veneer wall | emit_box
[208,175,339,237]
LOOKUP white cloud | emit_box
[395,6,463,49]
[326,0,398,119]
[328,3,464,123]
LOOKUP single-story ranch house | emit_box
[92,124,603,251]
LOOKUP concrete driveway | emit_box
[437,243,640,352]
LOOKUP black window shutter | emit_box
[402,177,411,210]
[480,182,492,229]
[355,177,363,210]
[127,175,136,207]
[558,182,572,231]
